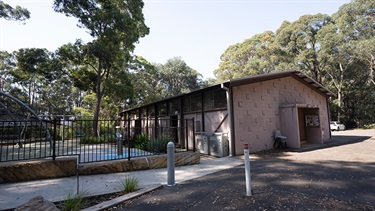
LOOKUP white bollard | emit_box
[244,144,252,196]
[167,141,176,186]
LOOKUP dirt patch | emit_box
[54,190,131,210]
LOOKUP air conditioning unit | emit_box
[209,134,229,157]
[196,134,209,155]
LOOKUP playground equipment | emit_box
[0,92,51,147]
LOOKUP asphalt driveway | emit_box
[107,129,375,211]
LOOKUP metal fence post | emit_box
[192,118,195,152]
[127,118,131,161]
[52,118,57,160]
[185,119,188,151]
[167,141,175,186]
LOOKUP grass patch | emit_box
[60,192,87,211]
[121,176,139,193]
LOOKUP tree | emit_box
[332,0,375,86]
[214,31,277,81]
[275,14,332,83]
[6,48,74,115]
[157,57,203,97]
[0,51,14,92]
[0,1,30,22]
[10,48,52,108]
[320,0,375,125]
[128,56,163,107]
[54,0,149,136]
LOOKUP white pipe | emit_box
[221,83,234,156]
[244,144,252,196]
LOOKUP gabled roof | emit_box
[229,70,335,97]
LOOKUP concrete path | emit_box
[0,152,244,210]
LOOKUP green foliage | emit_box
[0,51,14,92]
[157,57,204,97]
[79,134,116,144]
[363,124,375,129]
[54,0,150,131]
[128,57,204,107]
[213,0,375,128]
[57,126,74,139]
[128,56,163,107]
[61,193,87,211]
[0,1,30,22]
[147,133,174,153]
[79,136,101,144]
[133,134,150,150]
[214,31,277,81]
[275,13,332,83]
[121,176,139,193]
[73,107,93,117]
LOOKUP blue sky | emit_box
[1,0,350,79]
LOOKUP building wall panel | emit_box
[232,76,330,154]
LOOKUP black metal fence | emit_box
[0,118,195,163]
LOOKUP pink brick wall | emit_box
[232,76,330,154]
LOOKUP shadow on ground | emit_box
[107,136,375,211]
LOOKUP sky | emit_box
[0,0,350,79]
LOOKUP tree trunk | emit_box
[337,63,345,122]
[92,61,104,137]
[92,92,102,137]
[369,53,375,85]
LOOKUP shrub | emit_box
[61,192,87,211]
[58,126,75,139]
[363,123,375,129]
[133,134,149,150]
[147,133,174,153]
[102,133,117,143]
[79,136,102,144]
[121,176,139,193]
[79,133,117,144]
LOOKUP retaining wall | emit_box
[0,151,200,183]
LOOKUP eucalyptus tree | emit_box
[128,56,163,107]
[157,57,203,98]
[54,0,149,135]
[215,31,278,81]
[319,0,375,125]
[275,14,332,83]
[6,48,74,115]
[332,0,375,86]
[10,48,52,109]
[0,0,30,22]
[0,51,14,92]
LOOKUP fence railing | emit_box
[0,118,194,163]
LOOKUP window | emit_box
[159,102,167,116]
[169,99,181,115]
[140,108,147,118]
[183,97,190,113]
[203,89,227,111]
[149,105,155,117]
[190,94,202,112]
[214,89,227,109]
[203,91,214,110]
